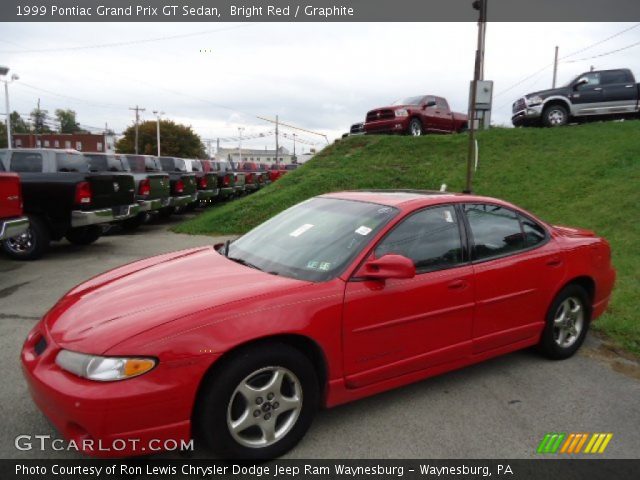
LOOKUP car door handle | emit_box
[625,84,634,88]
[546,258,563,267]
[593,87,602,91]
[447,279,467,290]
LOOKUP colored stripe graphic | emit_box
[537,433,565,453]
[585,433,613,454]
[539,433,613,454]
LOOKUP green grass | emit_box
[175,121,640,355]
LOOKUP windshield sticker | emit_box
[318,262,332,271]
[355,225,373,236]
[444,210,454,223]
[290,223,314,237]
[377,207,393,215]
[306,261,320,269]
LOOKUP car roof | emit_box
[321,190,514,210]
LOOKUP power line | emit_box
[0,24,256,54]
[563,39,640,64]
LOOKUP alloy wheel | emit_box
[553,296,584,348]
[4,229,34,254]
[410,121,422,136]
[226,366,303,448]
[547,109,566,126]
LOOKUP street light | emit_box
[0,66,19,148]
[238,127,245,165]
[152,110,164,157]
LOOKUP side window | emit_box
[600,70,632,85]
[582,73,600,86]
[436,97,448,109]
[10,152,43,172]
[520,214,547,247]
[375,205,463,273]
[464,204,526,260]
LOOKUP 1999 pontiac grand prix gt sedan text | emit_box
[21,191,615,459]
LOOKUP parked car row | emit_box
[0,149,292,261]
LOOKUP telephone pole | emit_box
[292,133,297,162]
[552,46,559,88]
[275,115,279,166]
[129,105,145,154]
[238,127,244,164]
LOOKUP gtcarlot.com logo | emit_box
[537,432,613,454]
[15,434,194,453]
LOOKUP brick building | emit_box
[11,133,116,153]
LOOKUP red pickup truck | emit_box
[364,95,467,136]
[0,171,29,244]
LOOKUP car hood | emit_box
[525,87,570,99]
[43,247,310,354]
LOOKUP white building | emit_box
[217,146,294,165]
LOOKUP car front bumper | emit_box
[511,105,543,126]
[364,117,410,134]
[169,193,198,208]
[197,189,219,200]
[71,204,140,228]
[0,216,29,240]
[21,324,217,457]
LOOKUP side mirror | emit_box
[423,100,437,108]
[573,77,588,89]
[355,254,416,280]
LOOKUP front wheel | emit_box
[537,285,590,359]
[542,104,569,127]
[1,215,49,260]
[408,118,424,136]
[195,343,319,459]
[65,226,102,245]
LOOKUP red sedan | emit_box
[21,191,615,459]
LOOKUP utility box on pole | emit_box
[472,80,493,130]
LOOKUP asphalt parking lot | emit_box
[1,217,639,460]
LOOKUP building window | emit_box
[15,139,22,147]
[97,142,103,152]
[36,139,42,148]
[65,141,71,149]
[54,140,60,148]
[75,141,82,151]
[43,140,50,147]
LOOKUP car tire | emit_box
[537,284,591,360]
[195,343,319,460]
[65,226,102,245]
[408,118,423,136]
[542,104,569,127]
[1,215,49,261]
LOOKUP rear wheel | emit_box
[65,226,102,245]
[195,343,319,459]
[408,118,423,136]
[542,104,569,127]
[537,284,590,359]
[1,215,49,260]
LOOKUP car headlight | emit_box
[55,350,157,381]
[526,95,543,106]
[394,109,409,117]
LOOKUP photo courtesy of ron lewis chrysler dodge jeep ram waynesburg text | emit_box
[21,191,615,460]
[512,68,640,127]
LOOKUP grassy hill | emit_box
[175,121,640,354]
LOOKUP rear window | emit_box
[159,157,187,172]
[144,157,160,172]
[190,160,203,172]
[124,155,146,173]
[56,153,88,172]
[601,70,634,85]
[85,154,126,172]
[9,152,44,172]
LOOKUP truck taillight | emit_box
[198,176,208,189]
[223,174,231,187]
[139,179,151,196]
[175,179,184,194]
[74,182,92,205]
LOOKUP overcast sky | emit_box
[1,22,638,153]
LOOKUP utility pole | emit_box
[129,105,145,154]
[238,127,244,165]
[275,115,279,166]
[152,110,163,157]
[292,133,297,162]
[466,0,487,194]
[216,137,220,158]
[552,46,559,88]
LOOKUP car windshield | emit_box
[227,197,398,282]
[392,96,424,106]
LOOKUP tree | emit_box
[30,107,52,133]
[10,111,30,133]
[116,120,206,158]
[55,109,82,133]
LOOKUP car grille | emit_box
[366,109,395,122]
[513,98,526,113]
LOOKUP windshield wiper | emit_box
[227,256,263,271]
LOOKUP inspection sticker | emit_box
[355,225,372,236]
[290,223,314,237]
[306,261,319,269]
[318,262,332,271]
